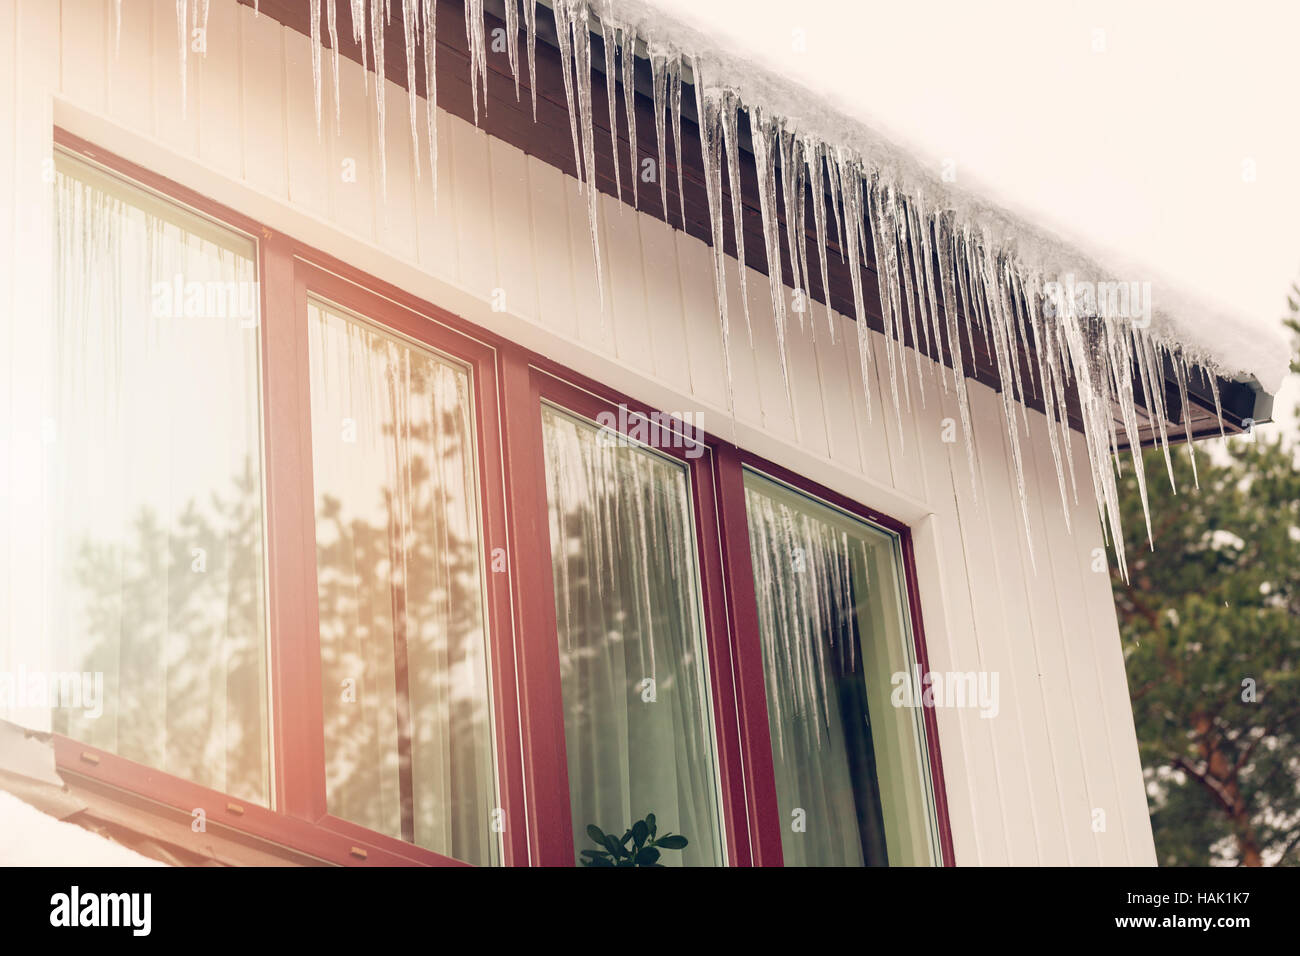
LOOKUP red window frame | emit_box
[47,128,954,867]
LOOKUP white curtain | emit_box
[38,152,269,804]
[542,406,723,866]
[745,472,937,866]
[307,301,496,865]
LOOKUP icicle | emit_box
[778,130,806,331]
[650,44,670,220]
[370,0,387,198]
[326,0,342,132]
[826,144,846,266]
[570,2,607,309]
[597,7,622,204]
[1020,271,1071,530]
[721,91,753,346]
[421,0,439,205]
[835,150,873,421]
[914,194,946,389]
[176,0,188,118]
[867,176,906,440]
[904,198,933,366]
[1135,328,1176,492]
[895,198,926,406]
[1171,350,1200,488]
[504,0,521,101]
[350,0,368,93]
[310,0,324,136]
[195,0,210,39]
[464,0,488,124]
[692,60,736,411]
[750,106,791,396]
[805,137,834,341]
[670,55,686,230]
[619,24,639,210]
[974,237,1035,565]
[793,136,810,336]
[551,0,584,185]
[524,0,538,121]
[401,0,420,179]
[935,211,977,497]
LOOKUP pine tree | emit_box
[1113,293,1300,866]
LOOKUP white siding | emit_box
[0,0,1157,865]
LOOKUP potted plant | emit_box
[579,813,689,867]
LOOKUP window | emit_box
[306,299,498,865]
[541,405,724,866]
[742,470,941,865]
[36,133,949,867]
[47,151,271,805]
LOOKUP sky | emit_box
[649,0,1300,438]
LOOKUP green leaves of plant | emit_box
[579,813,689,867]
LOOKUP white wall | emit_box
[0,0,1156,865]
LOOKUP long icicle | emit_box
[552,0,584,186]
[311,0,323,136]
[570,1,607,309]
[693,60,736,417]
[670,54,686,230]
[650,43,670,220]
[504,0,521,101]
[620,23,639,210]
[597,5,622,204]
[524,0,538,120]
[402,0,420,178]
[751,106,791,397]
[721,91,753,346]
[421,0,439,207]
[327,0,342,132]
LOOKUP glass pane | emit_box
[47,152,270,804]
[542,405,723,867]
[307,300,497,865]
[744,471,939,866]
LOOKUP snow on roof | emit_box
[607,0,1289,393]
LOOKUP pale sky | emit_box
[651,0,1300,438]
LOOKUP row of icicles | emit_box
[142,0,1232,580]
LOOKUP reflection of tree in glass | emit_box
[313,349,495,866]
[64,371,496,864]
[61,457,269,805]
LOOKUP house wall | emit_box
[0,0,1157,865]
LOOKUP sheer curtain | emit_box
[307,301,496,865]
[38,151,270,804]
[542,406,723,866]
[744,471,938,866]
